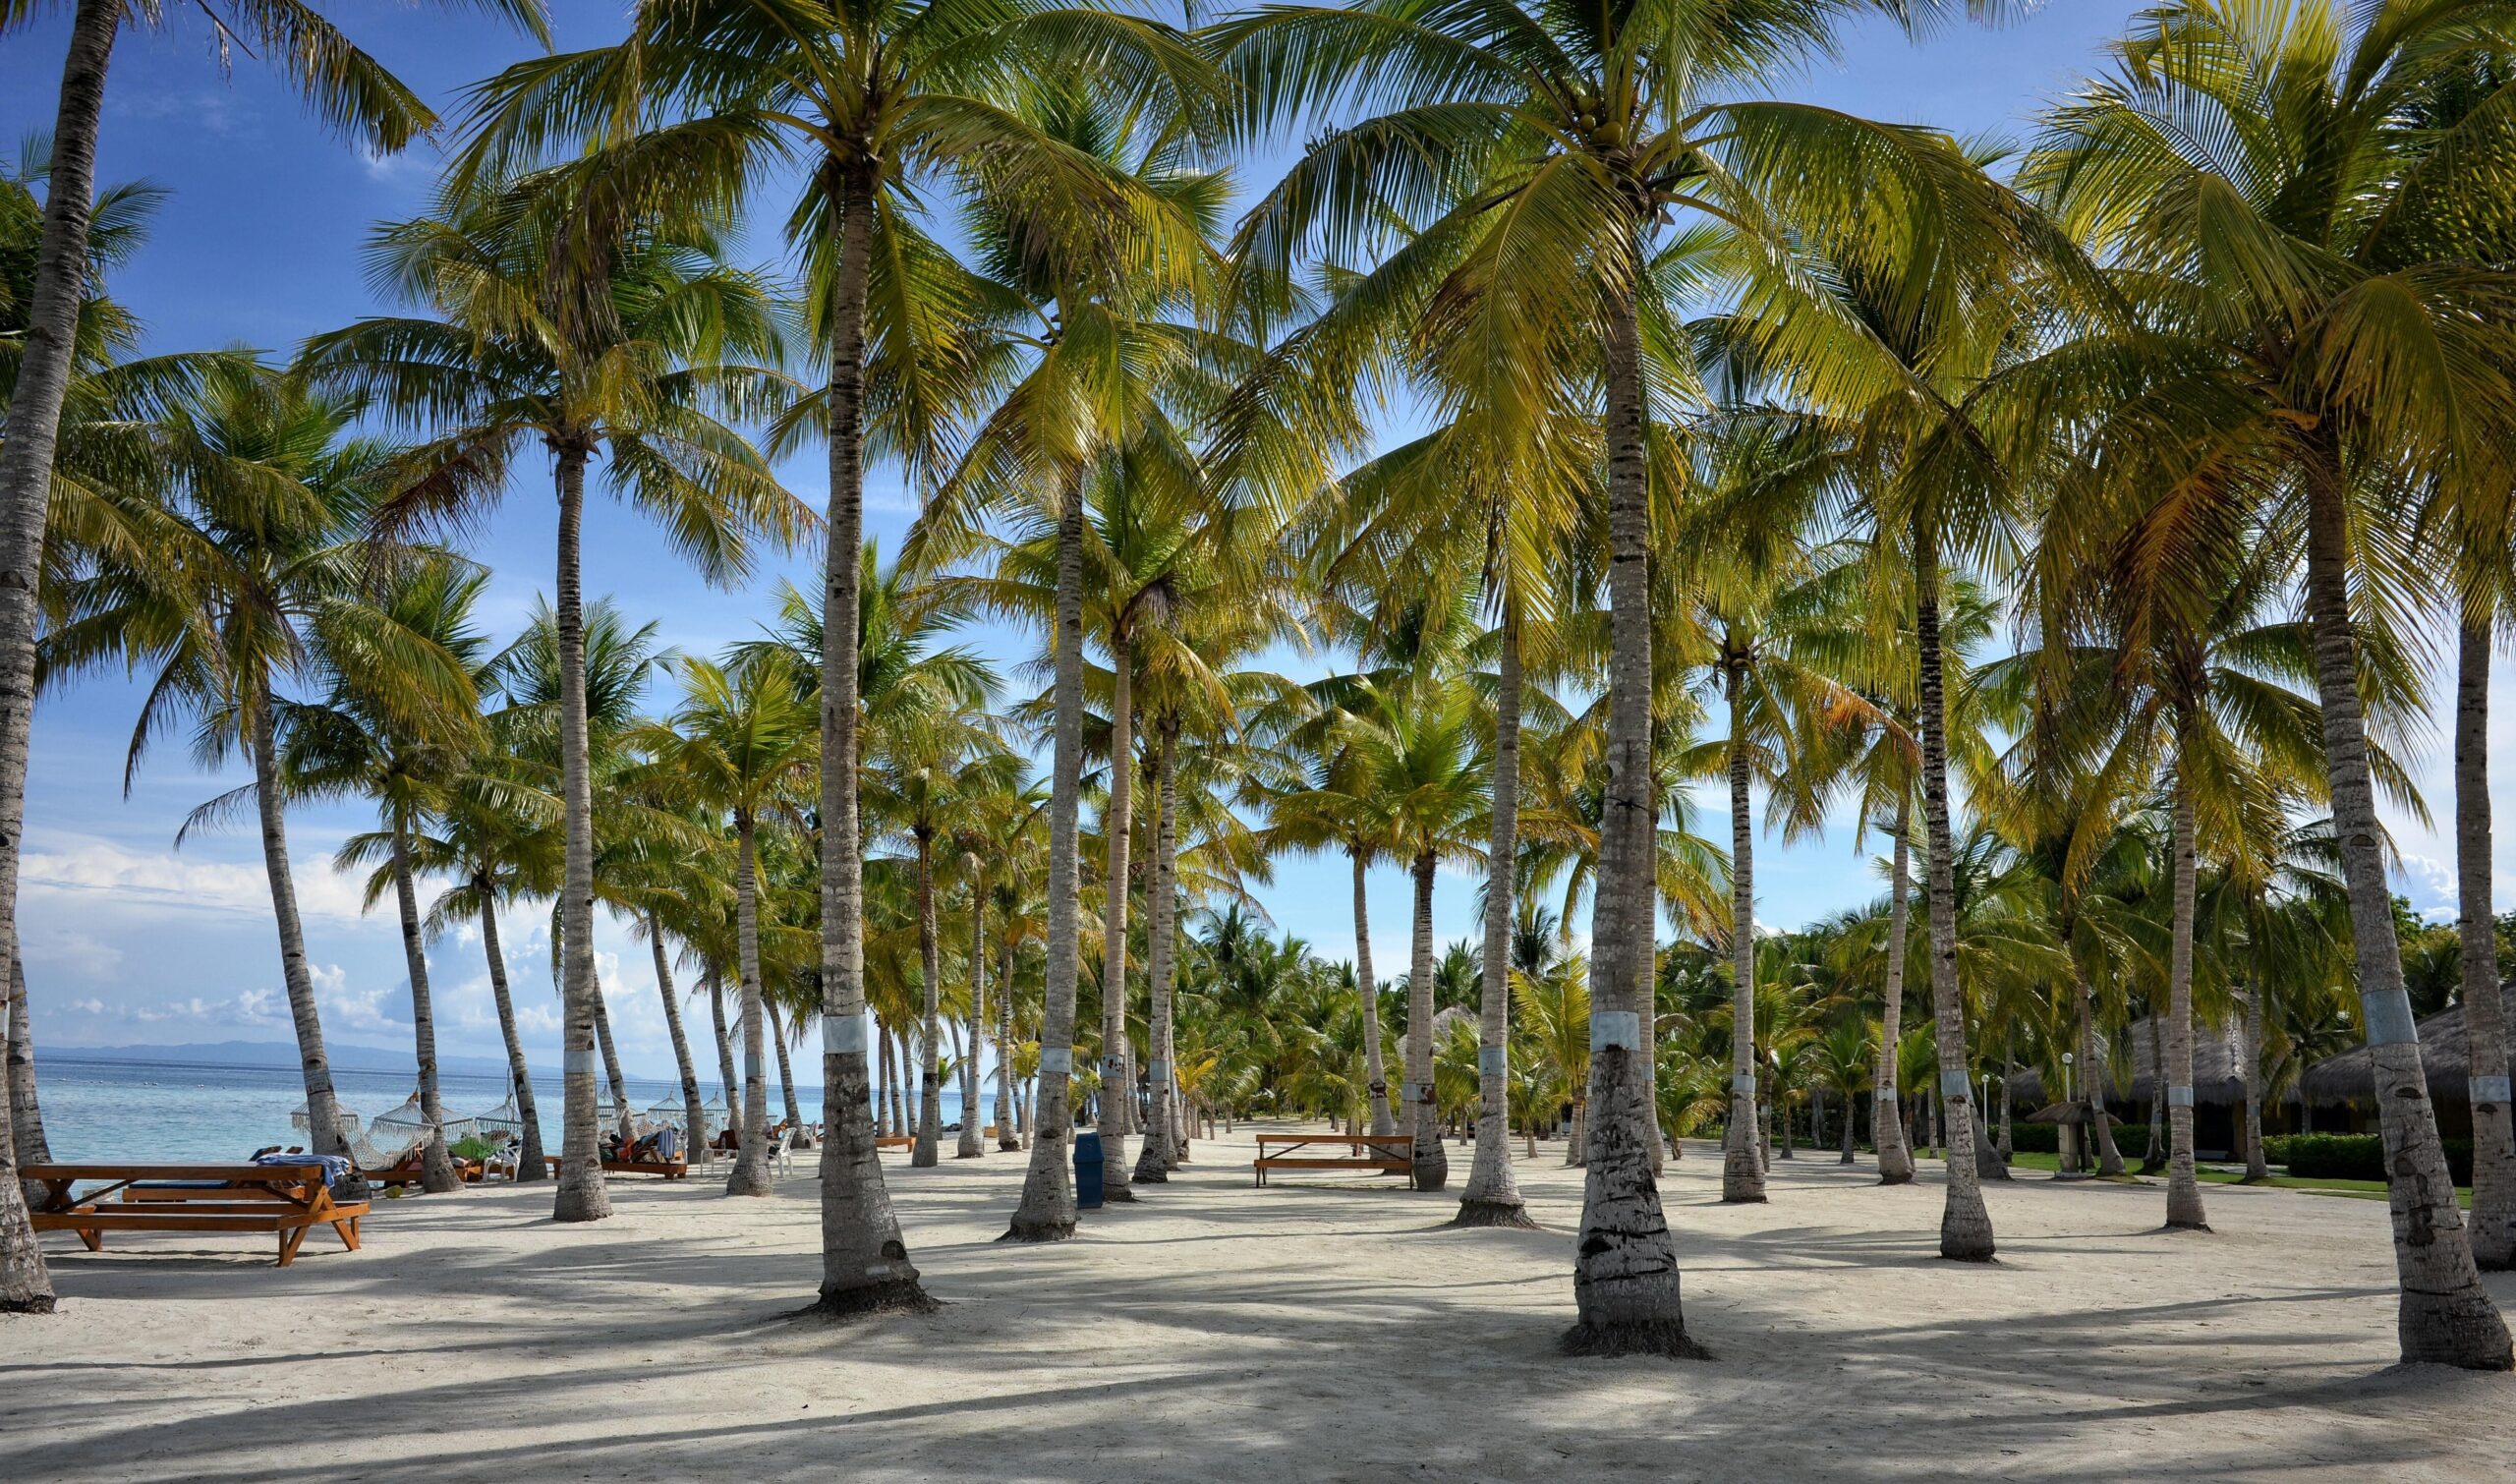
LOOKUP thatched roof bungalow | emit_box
[2299,1004,2473,1104]
[2004,1015,2249,1109]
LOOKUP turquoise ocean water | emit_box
[30,1056,979,1164]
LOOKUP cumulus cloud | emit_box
[19,828,374,925]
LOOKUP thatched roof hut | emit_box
[2004,1015,2249,1108]
[2299,1005,2472,1105]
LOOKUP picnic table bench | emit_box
[1252,1133,1417,1188]
[23,1162,370,1268]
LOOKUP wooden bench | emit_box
[25,1162,370,1267]
[874,1135,915,1150]
[1253,1133,1416,1188]
[543,1155,688,1179]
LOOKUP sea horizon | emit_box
[26,1050,977,1166]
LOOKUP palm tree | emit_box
[0,22,545,1279]
[412,749,561,1180]
[460,0,1216,1313]
[2024,500,2346,1229]
[1219,0,2017,1348]
[300,178,802,1223]
[2023,0,2516,1365]
[294,558,497,1195]
[1344,676,1487,1191]
[866,716,1017,1169]
[909,105,1224,1243]
[48,362,477,1173]
[631,653,818,1196]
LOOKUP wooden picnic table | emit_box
[23,1162,370,1268]
[1251,1133,1417,1189]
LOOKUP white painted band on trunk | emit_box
[1939,1068,1971,1098]
[2473,1076,2513,1105]
[1478,1046,1507,1078]
[1102,1057,1125,1078]
[823,1015,867,1056]
[745,1054,764,1081]
[1145,1060,1166,1080]
[1402,1082,1426,1103]
[1732,1073,1756,1095]
[1876,1089,1898,1104]
[564,1048,596,1077]
[1038,1048,1072,1075]
[1591,1010,1641,1052]
[2362,990,2419,1046]
[2166,1084,2195,1108]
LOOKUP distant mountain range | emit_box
[48,1040,555,1082]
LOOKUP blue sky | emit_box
[5,2,2490,1081]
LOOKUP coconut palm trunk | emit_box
[1915,526,1992,1261]
[2163,779,2207,1229]
[709,973,740,1152]
[896,1031,913,1133]
[728,814,773,1196]
[959,869,987,1160]
[1134,725,1179,1183]
[1564,269,1693,1357]
[913,830,944,1168]
[1006,464,1088,1242]
[2457,618,2516,1268]
[0,1,118,1315]
[590,965,634,1144]
[11,959,53,1207]
[0,969,44,1312]
[1352,849,1396,1137]
[1405,851,1450,1191]
[2071,936,2125,1174]
[2241,977,2270,1184]
[1874,798,1915,1184]
[252,692,351,1163]
[550,446,609,1222]
[389,824,460,1194]
[647,914,707,1168]
[2301,455,2507,1366]
[1724,661,1766,1203]
[2142,1012,2166,1173]
[998,942,1021,1152]
[1457,612,1531,1226]
[767,999,805,1135]
[1098,635,1135,1198]
[812,160,925,1316]
[479,886,544,1179]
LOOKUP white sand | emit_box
[6,1125,2512,1481]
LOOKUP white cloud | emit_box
[311,961,409,1037]
[20,828,384,926]
[68,986,285,1030]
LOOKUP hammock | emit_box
[472,1091,529,1137]
[290,1099,362,1140]
[371,1088,480,1150]
[645,1093,715,1141]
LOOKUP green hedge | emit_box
[2263,1133,2474,1183]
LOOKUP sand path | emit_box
[6,1124,2511,1481]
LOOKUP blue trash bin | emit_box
[1073,1130,1104,1210]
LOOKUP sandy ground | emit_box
[6,1124,2513,1482]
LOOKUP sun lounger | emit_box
[543,1155,689,1179]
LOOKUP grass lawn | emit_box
[1991,1148,2472,1208]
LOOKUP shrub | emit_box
[2263,1133,2474,1183]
